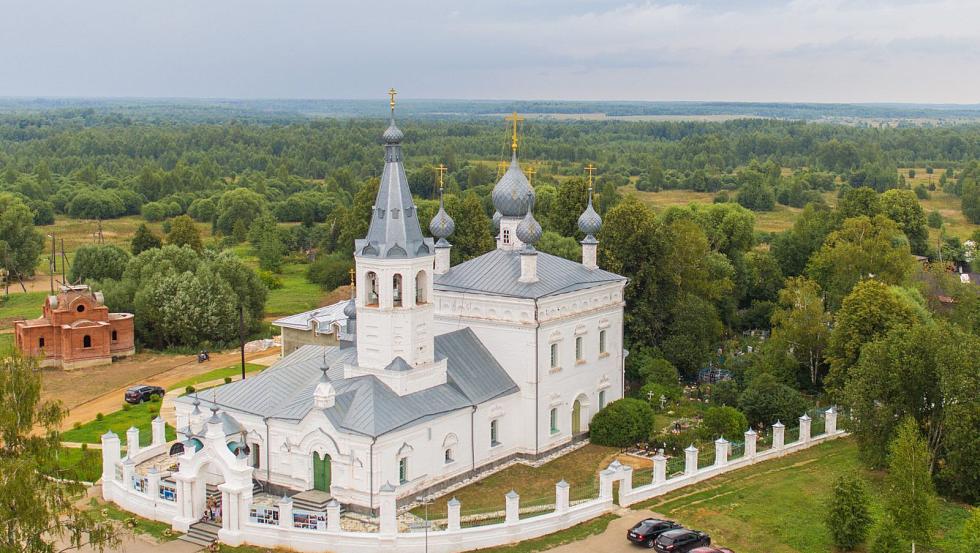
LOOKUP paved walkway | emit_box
[550,508,655,553]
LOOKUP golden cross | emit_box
[349,268,356,288]
[505,111,524,153]
[526,166,537,185]
[585,163,597,187]
[388,88,397,110]
[436,164,448,190]
[497,160,509,177]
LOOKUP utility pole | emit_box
[60,238,67,285]
[239,303,246,381]
[49,234,55,294]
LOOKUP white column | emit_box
[327,499,341,531]
[744,429,758,458]
[100,431,121,486]
[278,496,293,529]
[555,480,570,513]
[772,421,785,450]
[221,489,232,532]
[434,245,451,275]
[714,437,729,467]
[799,414,812,443]
[228,491,241,532]
[581,241,597,270]
[505,490,520,525]
[447,497,461,531]
[652,451,667,484]
[151,417,166,447]
[684,444,699,476]
[126,426,140,457]
[146,467,161,499]
[825,407,838,435]
[378,483,397,536]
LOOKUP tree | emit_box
[0,193,45,279]
[588,398,654,447]
[0,348,118,552]
[771,202,834,277]
[881,189,929,254]
[216,187,267,237]
[736,179,775,211]
[884,418,937,551]
[869,515,907,553]
[769,277,831,387]
[927,210,943,228]
[806,215,914,307]
[661,294,722,377]
[187,197,217,222]
[962,176,980,224]
[165,214,203,253]
[307,252,353,290]
[536,231,579,261]
[837,186,882,220]
[68,244,130,283]
[332,180,379,255]
[742,250,783,304]
[551,177,588,236]
[825,474,872,550]
[953,508,980,553]
[737,373,807,427]
[698,406,748,441]
[131,223,162,255]
[248,214,285,272]
[448,191,494,265]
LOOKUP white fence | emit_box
[102,409,845,553]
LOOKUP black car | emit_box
[125,385,165,404]
[627,518,683,548]
[653,529,711,553]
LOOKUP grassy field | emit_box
[635,438,970,553]
[0,290,47,326]
[52,446,103,482]
[61,399,177,447]
[168,362,265,392]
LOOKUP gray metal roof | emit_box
[272,300,348,332]
[354,114,433,259]
[433,249,625,299]
[176,328,518,438]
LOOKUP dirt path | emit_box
[50,347,280,431]
[550,508,655,553]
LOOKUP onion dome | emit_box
[516,193,542,248]
[577,188,602,237]
[343,296,356,319]
[492,211,502,233]
[429,191,455,243]
[492,153,535,217]
[382,119,404,144]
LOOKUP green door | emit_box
[572,400,582,434]
[313,452,331,492]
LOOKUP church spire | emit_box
[354,88,432,259]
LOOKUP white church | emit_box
[172,99,627,513]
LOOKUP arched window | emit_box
[415,270,427,305]
[39,337,45,348]
[111,330,118,342]
[392,274,403,307]
[82,335,92,348]
[366,272,379,307]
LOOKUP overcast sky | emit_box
[2,0,979,103]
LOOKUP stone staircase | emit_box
[180,521,219,547]
[292,489,333,512]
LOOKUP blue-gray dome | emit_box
[382,120,404,144]
[516,197,542,247]
[492,154,534,217]
[577,192,602,237]
[343,297,356,319]
[429,193,455,240]
[492,211,502,233]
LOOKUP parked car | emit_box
[125,385,165,404]
[653,529,711,553]
[627,518,683,548]
[690,547,734,553]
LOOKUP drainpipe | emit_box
[533,297,540,456]
[264,416,271,485]
[470,405,477,473]
[369,436,377,513]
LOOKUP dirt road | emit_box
[551,508,658,553]
[49,347,280,431]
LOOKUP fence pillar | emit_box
[447,497,461,531]
[652,451,667,484]
[146,467,161,499]
[684,444,699,476]
[599,466,615,499]
[277,495,293,529]
[744,429,757,458]
[126,426,140,457]
[714,437,729,467]
[620,464,633,497]
[505,490,520,525]
[825,407,838,435]
[121,456,135,490]
[799,413,812,443]
[379,482,398,536]
[101,431,121,486]
[555,480,570,513]
[327,499,341,531]
[151,416,166,447]
[772,421,785,450]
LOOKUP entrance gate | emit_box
[313,452,331,492]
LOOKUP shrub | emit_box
[709,379,740,407]
[914,184,930,199]
[825,474,872,550]
[257,269,284,290]
[737,373,807,427]
[121,403,132,412]
[72,422,81,430]
[307,252,354,290]
[186,385,195,394]
[149,394,161,403]
[224,376,232,384]
[588,398,654,447]
[698,406,748,441]
[868,515,906,553]
[927,210,943,229]
[148,404,160,416]
[95,412,104,421]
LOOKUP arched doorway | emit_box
[313,452,331,492]
[572,400,582,435]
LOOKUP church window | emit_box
[575,337,584,362]
[76,304,85,313]
[398,457,408,484]
[444,448,454,464]
[366,272,379,306]
[502,228,511,245]
[598,390,606,410]
[393,274,403,307]
[550,343,559,369]
[82,335,92,348]
[490,419,500,447]
[111,330,118,342]
[549,408,558,434]
[599,330,607,354]
[415,270,427,304]
[39,337,45,348]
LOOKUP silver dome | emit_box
[382,120,404,144]
[577,190,602,237]
[516,194,542,247]
[429,193,455,240]
[492,153,534,217]
[343,297,356,319]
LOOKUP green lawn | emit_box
[51,446,103,482]
[636,438,970,553]
[168,362,265,392]
[0,290,47,325]
[265,261,329,316]
[62,400,176,447]
[0,333,12,351]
